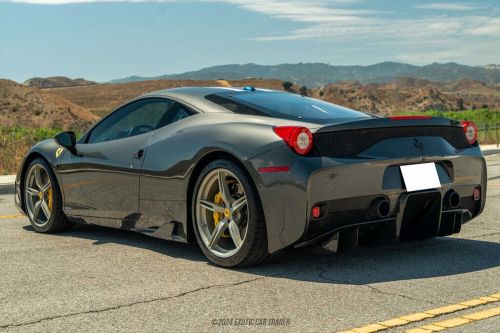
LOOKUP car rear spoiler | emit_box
[316,116,462,134]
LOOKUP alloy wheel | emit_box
[195,168,248,258]
[25,164,53,227]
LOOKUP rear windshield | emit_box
[205,91,370,124]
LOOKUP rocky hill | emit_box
[309,78,500,114]
[110,62,500,86]
[24,76,96,89]
[0,79,100,131]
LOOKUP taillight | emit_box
[273,126,313,155]
[460,121,478,145]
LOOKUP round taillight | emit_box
[461,121,478,145]
[274,126,313,155]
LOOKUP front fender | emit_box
[15,139,64,213]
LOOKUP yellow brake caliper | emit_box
[47,187,53,211]
[212,192,229,238]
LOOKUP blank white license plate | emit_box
[400,162,441,192]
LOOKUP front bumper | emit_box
[250,146,486,253]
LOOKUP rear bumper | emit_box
[249,146,486,253]
[296,192,476,250]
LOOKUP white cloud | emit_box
[204,0,377,24]
[416,2,479,11]
[253,14,500,41]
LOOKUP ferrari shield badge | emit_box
[56,147,64,158]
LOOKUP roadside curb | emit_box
[483,149,500,156]
[0,184,15,195]
[0,175,16,195]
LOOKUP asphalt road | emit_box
[0,156,499,333]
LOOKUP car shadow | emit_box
[22,223,500,285]
[244,236,500,285]
[22,224,207,263]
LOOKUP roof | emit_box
[142,86,280,113]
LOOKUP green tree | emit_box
[282,81,293,91]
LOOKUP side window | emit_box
[155,102,194,129]
[87,98,174,144]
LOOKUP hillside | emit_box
[44,78,284,117]
[110,62,500,86]
[46,77,500,116]
[312,78,500,114]
[24,76,96,88]
[0,79,99,131]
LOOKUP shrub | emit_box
[282,81,293,91]
[0,126,80,174]
[299,86,308,96]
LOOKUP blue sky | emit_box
[0,0,499,82]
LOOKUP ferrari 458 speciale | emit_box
[15,87,486,267]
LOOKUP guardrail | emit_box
[477,123,499,147]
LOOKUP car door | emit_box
[135,102,198,231]
[59,98,175,222]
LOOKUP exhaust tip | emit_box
[371,197,390,218]
[445,190,460,209]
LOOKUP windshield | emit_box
[206,91,370,124]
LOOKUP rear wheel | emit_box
[24,158,72,233]
[192,159,269,267]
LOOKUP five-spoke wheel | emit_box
[196,168,248,258]
[193,159,269,267]
[23,158,71,233]
[25,163,53,227]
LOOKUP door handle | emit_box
[133,149,144,159]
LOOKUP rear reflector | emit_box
[311,206,321,219]
[389,115,432,121]
[258,166,290,173]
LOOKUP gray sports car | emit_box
[15,87,486,267]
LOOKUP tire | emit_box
[23,158,72,233]
[192,159,269,267]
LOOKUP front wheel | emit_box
[24,158,72,233]
[192,159,269,267]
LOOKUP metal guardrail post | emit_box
[496,123,499,148]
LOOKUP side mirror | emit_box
[55,131,77,154]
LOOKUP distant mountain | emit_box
[109,62,500,86]
[24,76,96,89]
